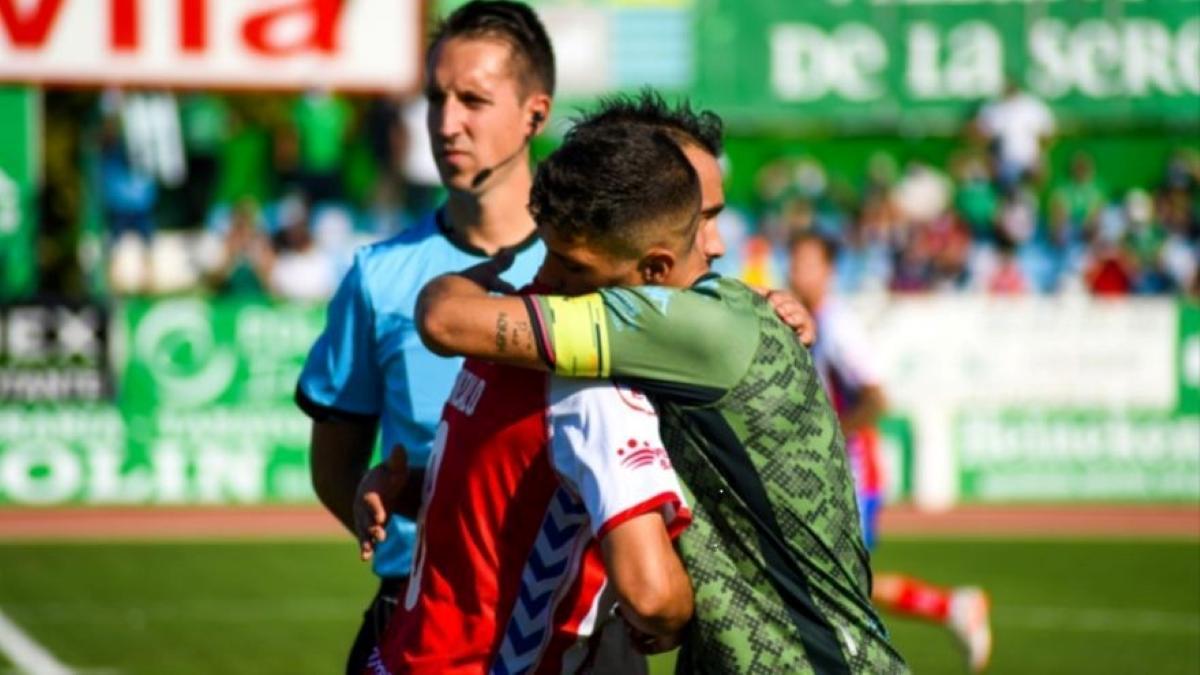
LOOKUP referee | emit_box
[295,3,557,672]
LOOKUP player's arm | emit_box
[416,272,545,369]
[824,308,887,434]
[548,380,694,645]
[419,269,806,375]
[601,513,693,640]
[841,384,886,434]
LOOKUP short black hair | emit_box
[789,230,839,263]
[569,89,723,156]
[428,1,556,97]
[530,125,701,258]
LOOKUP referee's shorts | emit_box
[346,577,406,675]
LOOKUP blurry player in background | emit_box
[295,3,553,671]
[788,231,993,672]
[369,124,701,674]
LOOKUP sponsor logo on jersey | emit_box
[615,384,655,416]
[447,368,487,416]
[617,439,671,470]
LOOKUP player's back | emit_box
[534,276,908,673]
[659,279,903,673]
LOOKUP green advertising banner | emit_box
[695,0,1200,131]
[0,405,312,505]
[0,87,39,299]
[957,409,1200,502]
[0,299,326,505]
[1180,299,1200,415]
[1,297,1195,505]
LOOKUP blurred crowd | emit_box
[722,84,1200,297]
[95,89,437,299]
[92,86,1199,301]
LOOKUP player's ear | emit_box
[638,248,676,285]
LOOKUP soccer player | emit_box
[295,3,555,671]
[367,123,703,675]
[788,232,992,672]
[414,107,909,672]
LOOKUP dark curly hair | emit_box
[568,89,723,156]
[428,1,556,97]
[530,124,701,258]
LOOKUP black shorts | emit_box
[346,577,406,675]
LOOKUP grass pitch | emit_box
[0,537,1196,674]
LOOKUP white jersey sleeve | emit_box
[818,301,883,391]
[546,377,691,540]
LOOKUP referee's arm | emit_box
[310,416,377,533]
[296,258,384,535]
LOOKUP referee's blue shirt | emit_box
[296,209,544,578]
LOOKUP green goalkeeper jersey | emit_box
[524,274,907,675]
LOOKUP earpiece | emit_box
[471,111,546,189]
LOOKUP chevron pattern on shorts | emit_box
[491,488,588,675]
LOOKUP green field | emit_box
[0,537,1197,674]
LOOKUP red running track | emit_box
[0,504,1196,540]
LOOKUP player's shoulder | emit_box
[548,377,657,421]
[601,274,748,318]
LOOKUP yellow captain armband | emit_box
[544,294,611,378]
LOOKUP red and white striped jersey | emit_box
[372,358,691,675]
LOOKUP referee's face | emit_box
[425,36,546,193]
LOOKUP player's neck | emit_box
[444,169,536,256]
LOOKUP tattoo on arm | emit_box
[496,312,509,352]
[508,318,532,353]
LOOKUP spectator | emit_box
[891,161,952,229]
[985,238,1029,295]
[178,93,229,228]
[267,195,335,301]
[1122,190,1175,294]
[974,78,1055,188]
[99,115,157,243]
[927,215,973,291]
[216,107,272,206]
[203,199,273,296]
[996,185,1038,246]
[1049,152,1106,246]
[1083,234,1136,297]
[890,236,933,293]
[838,195,897,293]
[291,89,353,203]
[952,154,999,241]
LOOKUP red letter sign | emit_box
[0,0,65,48]
[242,0,343,57]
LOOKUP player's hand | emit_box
[354,447,410,562]
[459,247,518,295]
[764,288,816,346]
[622,618,684,654]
